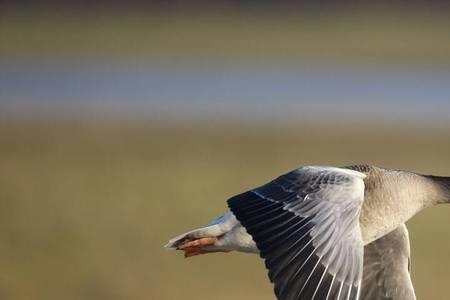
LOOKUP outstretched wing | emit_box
[361,224,416,300]
[228,166,366,300]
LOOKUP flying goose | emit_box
[166,165,450,300]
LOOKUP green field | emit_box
[0,119,449,300]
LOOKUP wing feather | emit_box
[228,166,366,300]
[361,224,416,300]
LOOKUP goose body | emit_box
[166,165,450,300]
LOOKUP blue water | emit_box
[1,61,449,123]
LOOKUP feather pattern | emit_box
[228,166,366,300]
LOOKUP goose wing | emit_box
[361,224,416,300]
[228,166,366,300]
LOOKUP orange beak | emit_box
[177,237,231,258]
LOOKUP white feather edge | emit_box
[303,166,367,179]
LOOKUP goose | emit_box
[166,165,450,300]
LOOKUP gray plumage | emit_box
[361,224,416,300]
[166,165,450,300]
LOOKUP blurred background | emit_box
[1,1,450,300]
